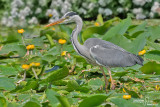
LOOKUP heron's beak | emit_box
[45,18,66,27]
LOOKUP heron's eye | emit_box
[66,16,70,19]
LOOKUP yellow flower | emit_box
[138,50,146,55]
[61,51,67,56]
[30,62,35,67]
[48,14,53,17]
[22,64,30,70]
[123,88,126,93]
[18,29,25,34]
[94,22,100,26]
[35,63,40,67]
[58,39,66,44]
[156,85,160,91]
[123,95,131,100]
[26,45,35,50]
[108,78,111,82]
[52,27,55,30]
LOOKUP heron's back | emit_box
[83,38,143,67]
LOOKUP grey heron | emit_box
[46,12,144,92]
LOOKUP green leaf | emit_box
[31,37,44,47]
[0,97,7,107]
[42,66,69,82]
[0,44,26,57]
[56,96,70,107]
[148,26,160,42]
[23,101,41,107]
[0,65,18,76]
[79,93,112,107]
[102,17,131,40]
[128,22,147,36]
[0,77,16,91]
[145,50,160,62]
[141,61,160,75]
[46,89,59,107]
[96,14,103,25]
[127,32,147,54]
[146,40,160,50]
[42,55,56,63]
[18,80,38,92]
[110,98,143,107]
[88,78,103,91]
[82,18,119,42]
[114,71,128,77]
[67,80,80,91]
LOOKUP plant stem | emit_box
[46,34,55,47]
[21,34,25,45]
[32,68,38,79]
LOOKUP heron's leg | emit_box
[99,66,108,93]
[106,67,115,90]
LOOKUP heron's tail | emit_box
[135,55,144,66]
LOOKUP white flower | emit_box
[117,7,124,13]
[146,0,152,2]
[132,0,146,6]
[11,0,24,8]
[6,16,14,27]
[98,8,104,14]
[149,12,154,18]
[1,17,8,25]
[133,8,143,14]
[98,0,107,7]
[151,2,160,13]
[11,8,18,18]
[35,8,42,14]
[136,14,146,19]
[39,0,47,7]
[78,8,87,15]
[88,3,96,10]
[104,8,112,16]
[28,17,38,24]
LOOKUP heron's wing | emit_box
[90,45,141,67]
[84,38,127,52]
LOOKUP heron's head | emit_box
[45,11,79,27]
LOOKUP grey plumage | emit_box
[84,38,143,67]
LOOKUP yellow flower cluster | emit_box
[26,45,35,50]
[123,95,131,100]
[22,64,30,70]
[138,50,146,55]
[58,39,66,44]
[22,62,40,70]
[61,51,67,56]
[94,22,100,26]
[18,29,25,34]
[52,27,55,30]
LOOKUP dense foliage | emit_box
[0,16,160,106]
[1,0,160,27]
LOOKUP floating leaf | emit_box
[145,50,160,62]
[42,66,69,82]
[0,65,18,76]
[46,89,59,107]
[79,92,112,107]
[141,61,160,75]
[0,44,26,57]
[0,77,16,91]
[88,78,103,91]
[111,98,143,107]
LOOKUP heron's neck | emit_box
[71,17,87,57]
